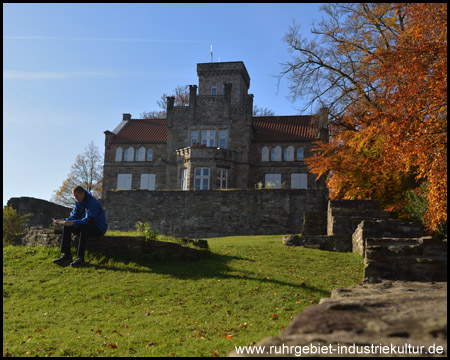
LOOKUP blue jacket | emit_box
[65,191,108,235]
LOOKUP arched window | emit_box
[297,147,304,161]
[136,147,146,161]
[211,83,217,95]
[284,146,294,161]
[271,146,282,161]
[124,147,134,162]
[261,146,269,162]
[147,149,153,161]
[115,147,123,162]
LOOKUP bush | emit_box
[3,206,31,246]
[135,221,159,243]
[406,183,447,236]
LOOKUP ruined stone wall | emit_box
[104,189,328,238]
[7,197,72,228]
[352,219,423,256]
[364,237,447,282]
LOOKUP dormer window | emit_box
[211,83,217,95]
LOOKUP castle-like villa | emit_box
[102,61,328,197]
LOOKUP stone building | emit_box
[102,61,328,197]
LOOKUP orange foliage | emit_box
[307,3,447,233]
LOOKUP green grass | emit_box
[3,235,364,357]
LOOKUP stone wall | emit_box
[352,219,423,256]
[327,200,390,238]
[13,227,208,261]
[104,189,328,238]
[232,280,447,357]
[364,236,447,282]
[7,197,72,228]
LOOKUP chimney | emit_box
[189,85,197,106]
[123,113,132,121]
[319,107,329,128]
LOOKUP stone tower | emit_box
[165,61,254,189]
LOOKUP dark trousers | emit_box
[60,224,102,258]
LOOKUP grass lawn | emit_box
[3,235,363,357]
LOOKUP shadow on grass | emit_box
[82,246,329,296]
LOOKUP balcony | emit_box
[176,146,235,162]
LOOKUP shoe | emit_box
[70,257,85,268]
[53,254,73,264]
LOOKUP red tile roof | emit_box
[111,119,168,143]
[252,115,317,142]
[109,115,318,143]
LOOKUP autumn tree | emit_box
[51,141,103,207]
[141,85,189,119]
[281,3,447,233]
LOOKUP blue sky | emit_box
[3,3,324,205]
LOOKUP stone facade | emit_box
[102,61,328,198]
[103,189,328,237]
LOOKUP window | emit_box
[147,149,153,161]
[201,130,216,147]
[124,147,134,162]
[284,146,294,161]
[194,168,210,190]
[291,173,308,189]
[261,146,269,162]
[136,147,146,161]
[271,146,282,161]
[140,174,156,190]
[265,174,281,189]
[297,147,304,161]
[219,130,227,148]
[217,168,228,189]
[117,174,132,190]
[115,147,123,162]
[191,130,199,146]
[211,84,217,95]
[181,169,188,191]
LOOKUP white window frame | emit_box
[136,147,146,161]
[147,148,153,161]
[265,174,281,189]
[291,173,308,189]
[261,146,269,162]
[117,174,132,190]
[115,147,123,162]
[218,130,227,149]
[124,147,134,162]
[181,168,188,190]
[194,167,210,190]
[297,147,304,161]
[217,168,228,189]
[271,146,282,161]
[191,130,199,146]
[140,173,156,190]
[201,130,216,147]
[284,146,294,161]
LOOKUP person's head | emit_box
[72,186,86,203]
